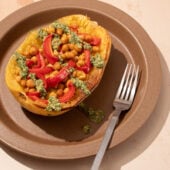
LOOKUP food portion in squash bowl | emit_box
[5,14,112,116]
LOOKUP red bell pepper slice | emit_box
[78,33,101,46]
[33,52,45,69]
[58,82,75,103]
[26,91,40,100]
[90,36,101,46]
[29,53,53,75]
[76,50,91,73]
[46,60,76,88]
[26,59,34,68]
[26,53,45,69]
[46,68,69,88]
[43,34,59,64]
[67,59,76,68]
[29,66,53,75]
[26,91,48,105]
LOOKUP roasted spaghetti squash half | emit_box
[5,14,111,116]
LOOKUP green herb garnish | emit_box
[29,73,47,97]
[71,78,90,95]
[52,35,61,50]
[52,21,71,34]
[46,96,61,111]
[82,124,91,134]
[15,52,28,78]
[91,53,104,68]
[78,102,105,124]
[88,108,105,123]
[37,28,48,41]
[83,42,92,50]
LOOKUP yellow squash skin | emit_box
[5,14,112,116]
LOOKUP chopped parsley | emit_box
[37,28,48,41]
[52,21,71,34]
[52,35,61,50]
[69,32,82,44]
[78,102,105,124]
[83,42,92,50]
[29,73,47,97]
[91,53,104,68]
[46,96,61,111]
[71,78,90,95]
[15,52,28,78]
[88,107,105,123]
[35,79,47,97]
[82,124,91,134]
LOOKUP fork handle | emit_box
[91,110,121,170]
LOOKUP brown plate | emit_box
[0,0,162,159]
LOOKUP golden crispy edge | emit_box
[5,14,112,116]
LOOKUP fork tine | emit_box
[115,64,129,99]
[129,65,140,102]
[120,64,132,99]
[124,65,136,100]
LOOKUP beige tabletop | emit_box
[0,0,170,170]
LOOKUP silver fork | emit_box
[91,64,140,170]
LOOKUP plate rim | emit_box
[0,0,162,159]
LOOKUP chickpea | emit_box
[72,71,77,77]
[49,91,57,98]
[68,43,74,50]
[61,44,69,52]
[92,46,100,52]
[22,51,29,57]
[61,34,69,44]
[56,89,63,97]
[24,87,29,93]
[76,70,86,80]
[47,63,53,68]
[65,51,75,59]
[68,51,76,58]
[53,62,61,70]
[72,50,78,56]
[39,47,43,53]
[74,44,82,52]
[31,56,37,63]
[76,60,85,67]
[84,34,92,42]
[29,46,38,56]
[46,25,55,34]
[53,50,59,56]
[20,79,26,87]
[64,87,69,93]
[79,54,85,60]
[78,73,86,80]
[26,79,35,88]
[16,75,21,82]
[58,83,65,89]
[50,70,59,77]
[66,79,72,86]
[61,53,66,59]
[56,28,63,35]
[74,56,79,62]
[29,88,36,92]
